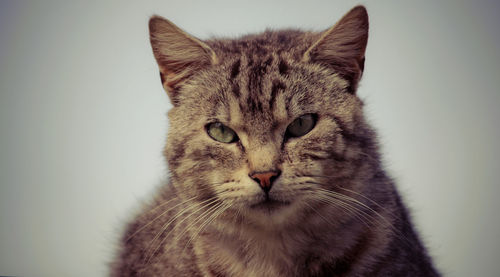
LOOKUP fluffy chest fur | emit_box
[111,6,440,277]
[193,214,385,277]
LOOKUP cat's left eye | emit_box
[206,122,239,143]
[286,114,317,138]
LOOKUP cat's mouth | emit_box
[249,198,291,212]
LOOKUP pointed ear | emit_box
[149,16,218,104]
[303,6,368,93]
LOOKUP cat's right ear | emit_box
[149,16,218,105]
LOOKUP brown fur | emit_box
[111,6,439,276]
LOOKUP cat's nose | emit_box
[249,170,281,193]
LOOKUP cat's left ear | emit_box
[149,16,218,105]
[303,6,368,93]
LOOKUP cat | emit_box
[111,6,440,276]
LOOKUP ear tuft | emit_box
[303,6,369,93]
[149,16,217,104]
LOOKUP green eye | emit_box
[206,122,238,143]
[286,114,317,138]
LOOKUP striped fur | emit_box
[112,6,439,276]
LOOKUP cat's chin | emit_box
[249,198,291,213]
[240,197,303,228]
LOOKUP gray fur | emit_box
[112,6,439,276]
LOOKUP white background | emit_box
[1,1,499,276]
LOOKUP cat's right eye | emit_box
[206,122,239,143]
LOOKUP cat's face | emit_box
[166,55,364,222]
[150,7,370,227]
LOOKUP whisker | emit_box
[302,201,332,225]
[306,183,415,250]
[179,201,232,256]
[142,197,179,215]
[281,185,367,227]
[133,180,233,243]
[142,197,218,265]
[174,200,224,249]
[141,203,198,263]
[334,186,399,219]
[144,197,219,264]
[296,176,397,223]
[130,184,221,242]
[315,187,393,227]
[310,193,375,228]
[126,196,197,241]
[316,188,379,214]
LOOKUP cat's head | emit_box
[149,6,376,228]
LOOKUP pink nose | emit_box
[249,171,281,193]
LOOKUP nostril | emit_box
[249,170,282,193]
[273,170,281,180]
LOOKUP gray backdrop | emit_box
[1,0,499,276]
